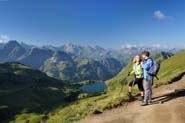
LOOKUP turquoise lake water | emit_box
[80,82,107,93]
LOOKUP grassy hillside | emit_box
[43,51,185,123]
[0,62,65,87]
[0,62,79,123]
[155,51,185,85]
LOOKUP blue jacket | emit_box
[142,58,153,81]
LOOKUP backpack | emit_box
[147,61,160,80]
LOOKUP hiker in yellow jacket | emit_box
[127,55,144,101]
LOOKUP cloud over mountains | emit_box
[0,35,9,43]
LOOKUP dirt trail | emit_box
[77,76,185,123]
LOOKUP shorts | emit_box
[129,78,144,92]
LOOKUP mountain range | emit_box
[0,41,122,82]
[0,40,176,82]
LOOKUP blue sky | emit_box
[0,0,184,48]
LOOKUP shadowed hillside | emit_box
[0,62,79,123]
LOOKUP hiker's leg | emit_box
[140,91,144,97]
[128,80,135,92]
[136,78,144,101]
[144,80,150,103]
[127,80,135,100]
[148,80,153,102]
[128,86,132,92]
[137,78,144,97]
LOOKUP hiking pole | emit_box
[119,79,125,96]
[119,77,128,96]
[155,75,159,80]
[131,79,135,90]
[131,77,136,93]
[119,72,133,96]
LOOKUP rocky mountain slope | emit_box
[0,41,122,82]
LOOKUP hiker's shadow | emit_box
[152,89,185,104]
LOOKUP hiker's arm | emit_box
[130,70,135,75]
[142,59,153,71]
[136,65,143,76]
[129,66,135,75]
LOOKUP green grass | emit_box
[46,92,127,123]
[154,51,185,85]
[0,87,79,123]
[13,113,44,123]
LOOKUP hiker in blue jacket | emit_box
[141,51,153,106]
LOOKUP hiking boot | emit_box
[127,92,132,101]
[148,100,152,105]
[141,101,148,106]
[138,96,144,101]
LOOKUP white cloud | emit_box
[0,35,9,43]
[154,10,170,20]
[151,44,161,48]
[121,43,165,49]
[121,44,137,49]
